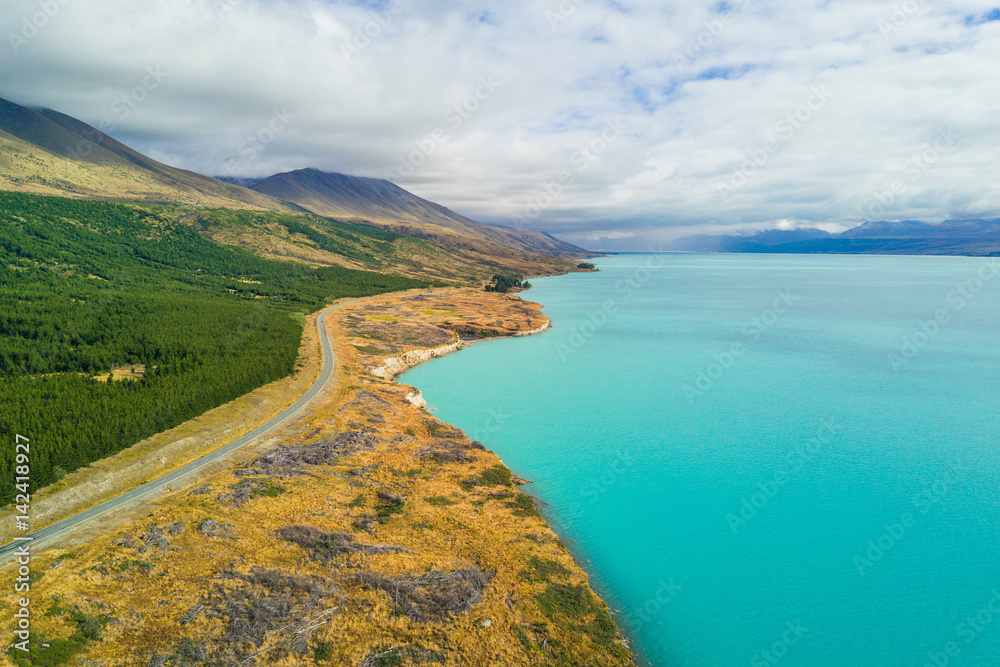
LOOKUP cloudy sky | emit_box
[1,0,999,249]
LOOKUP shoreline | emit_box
[371,321,553,381]
[2,287,635,666]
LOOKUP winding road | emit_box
[0,301,349,560]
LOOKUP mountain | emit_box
[0,97,588,274]
[0,96,302,211]
[669,219,1000,256]
[669,228,832,253]
[248,168,589,259]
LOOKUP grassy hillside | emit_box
[250,168,590,262]
[0,97,588,281]
[0,192,435,501]
[0,97,296,211]
[173,206,579,285]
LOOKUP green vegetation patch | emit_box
[521,555,572,583]
[0,192,431,502]
[375,493,406,524]
[508,492,541,518]
[251,478,286,499]
[11,606,112,667]
[485,274,530,293]
[313,641,334,662]
[461,464,514,491]
[536,584,620,647]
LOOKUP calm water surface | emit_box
[403,254,1000,666]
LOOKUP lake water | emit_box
[402,254,1000,666]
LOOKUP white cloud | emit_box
[1,0,998,249]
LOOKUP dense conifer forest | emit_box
[0,192,430,501]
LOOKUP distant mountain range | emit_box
[7,95,999,259]
[670,219,1000,256]
[0,96,587,267]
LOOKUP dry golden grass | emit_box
[0,289,634,667]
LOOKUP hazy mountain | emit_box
[670,228,832,253]
[0,97,296,211]
[249,168,588,259]
[670,220,1000,256]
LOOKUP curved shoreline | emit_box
[2,288,635,666]
[371,320,553,381]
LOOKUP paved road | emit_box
[0,301,348,560]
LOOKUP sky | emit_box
[1,0,999,250]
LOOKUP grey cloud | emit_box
[1,0,998,250]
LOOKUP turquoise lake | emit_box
[401,254,1000,666]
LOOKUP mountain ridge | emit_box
[248,167,589,258]
[0,97,298,211]
[0,96,589,267]
[669,219,1000,256]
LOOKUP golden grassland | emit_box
[0,289,634,667]
[0,134,288,213]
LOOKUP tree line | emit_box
[0,192,432,501]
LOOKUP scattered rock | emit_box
[353,514,378,531]
[348,463,383,478]
[376,491,404,506]
[219,478,285,507]
[142,527,170,550]
[276,525,406,561]
[235,431,380,478]
[165,521,186,536]
[406,390,427,409]
[112,536,137,549]
[354,568,494,621]
[417,439,484,464]
[198,520,237,539]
